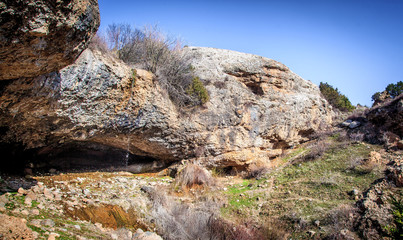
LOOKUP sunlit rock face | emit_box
[0,0,100,80]
[0,47,333,172]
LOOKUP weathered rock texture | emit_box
[0,47,333,171]
[367,94,403,137]
[0,0,100,80]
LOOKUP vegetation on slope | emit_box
[319,82,355,112]
[98,23,210,107]
[219,134,385,239]
[372,81,403,102]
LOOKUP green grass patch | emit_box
[27,224,46,234]
[220,140,384,228]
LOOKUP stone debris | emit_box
[341,119,361,129]
[0,173,168,239]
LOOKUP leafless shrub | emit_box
[335,130,349,142]
[106,23,207,107]
[175,163,215,190]
[294,139,330,164]
[88,33,109,53]
[349,132,364,142]
[323,204,359,239]
[307,140,329,159]
[263,223,289,240]
[283,211,308,231]
[142,186,258,240]
[142,186,216,240]
[209,218,261,240]
[245,164,270,179]
[319,172,340,187]
[310,120,333,140]
[348,157,363,171]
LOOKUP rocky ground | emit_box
[0,172,168,239]
[0,131,401,239]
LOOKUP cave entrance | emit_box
[0,141,164,175]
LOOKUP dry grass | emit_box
[175,163,215,190]
[142,185,260,240]
[142,186,215,240]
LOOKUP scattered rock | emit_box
[31,209,40,215]
[20,209,29,215]
[30,219,42,227]
[341,120,352,127]
[341,119,361,129]
[43,188,54,200]
[42,219,55,227]
[18,187,27,195]
[349,121,361,129]
[133,229,163,240]
[26,191,37,201]
[83,189,90,196]
[369,151,382,164]
[48,232,60,240]
[307,230,316,237]
[24,197,32,206]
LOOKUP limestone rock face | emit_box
[0,47,333,171]
[0,0,100,80]
[184,47,333,166]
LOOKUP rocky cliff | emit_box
[0,0,100,80]
[0,46,333,172]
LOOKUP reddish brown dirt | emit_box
[65,204,148,230]
[0,213,34,239]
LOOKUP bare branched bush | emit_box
[262,218,290,240]
[349,132,364,142]
[245,164,270,179]
[323,204,359,239]
[319,172,340,187]
[88,33,109,53]
[141,186,216,240]
[283,211,308,231]
[209,218,261,240]
[175,163,215,190]
[106,23,208,107]
[294,139,330,164]
[335,130,349,142]
[348,157,364,171]
[141,186,258,240]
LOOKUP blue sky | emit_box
[98,0,403,106]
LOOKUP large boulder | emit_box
[0,0,100,80]
[0,47,333,171]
